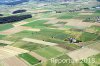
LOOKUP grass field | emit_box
[19,53,39,65]
[35,54,83,66]
[34,46,62,59]
[3,28,70,44]
[23,20,50,28]
[0,23,13,31]
[82,53,100,66]
[12,41,46,51]
[0,34,6,39]
[57,12,79,19]
[79,32,100,42]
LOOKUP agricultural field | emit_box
[0,0,99,66]
[34,46,62,59]
[18,53,39,65]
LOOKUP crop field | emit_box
[23,20,50,28]
[0,0,100,66]
[12,41,46,51]
[34,46,62,59]
[57,12,79,19]
[19,53,39,65]
[0,24,13,31]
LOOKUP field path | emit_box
[22,38,58,46]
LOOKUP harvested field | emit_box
[87,41,100,51]
[0,40,14,44]
[2,56,28,66]
[0,26,31,35]
[0,46,28,60]
[65,19,94,27]
[22,38,58,46]
[26,28,40,32]
[67,48,100,62]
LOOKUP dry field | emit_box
[1,56,28,66]
[22,38,58,46]
[80,13,93,15]
[67,47,100,62]
[0,40,14,45]
[26,28,40,32]
[0,26,31,35]
[0,46,28,60]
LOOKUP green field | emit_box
[34,46,62,59]
[0,23,13,31]
[12,41,46,51]
[57,12,79,19]
[3,28,69,44]
[0,43,8,46]
[0,35,6,39]
[79,32,100,42]
[19,53,39,65]
[23,20,50,28]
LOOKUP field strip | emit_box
[0,46,28,60]
[26,28,40,32]
[29,52,47,62]
[2,56,28,66]
[67,47,100,62]
[13,21,28,27]
[22,38,58,46]
[0,40,14,44]
[4,46,29,53]
[0,26,31,35]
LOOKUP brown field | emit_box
[0,46,28,60]
[87,41,100,51]
[1,56,28,66]
[67,47,100,62]
[0,40,14,44]
[0,26,31,35]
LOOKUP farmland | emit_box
[0,0,100,66]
